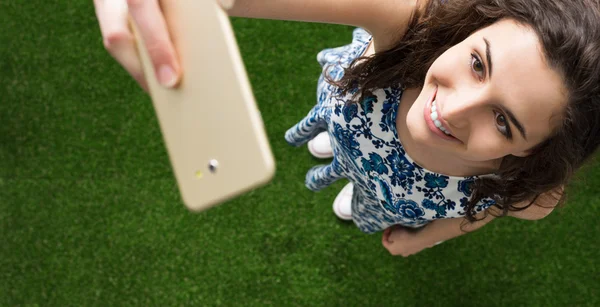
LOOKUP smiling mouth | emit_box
[430,99,452,136]
[425,89,460,142]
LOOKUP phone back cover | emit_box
[133,0,275,211]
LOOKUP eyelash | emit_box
[468,53,511,139]
[493,110,512,140]
[470,53,486,81]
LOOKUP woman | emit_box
[94,0,600,256]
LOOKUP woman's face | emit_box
[405,19,567,165]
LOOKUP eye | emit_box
[493,110,512,139]
[470,53,485,81]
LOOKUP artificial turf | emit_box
[1,1,599,306]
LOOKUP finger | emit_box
[107,36,149,91]
[382,228,392,244]
[94,0,129,41]
[381,239,395,255]
[95,0,148,91]
[382,236,390,249]
[127,0,181,87]
[218,0,236,10]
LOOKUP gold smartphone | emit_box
[131,0,275,212]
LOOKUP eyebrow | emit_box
[484,37,493,79]
[482,37,528,141]
[503,107,528,141]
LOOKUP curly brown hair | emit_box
[327,0,600,221]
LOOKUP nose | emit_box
[440,91,487,129]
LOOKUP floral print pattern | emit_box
[284,28,496,234]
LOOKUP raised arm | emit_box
[94,0,423,91]
[225,0,421,50]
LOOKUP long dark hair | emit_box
[328,0,600,221]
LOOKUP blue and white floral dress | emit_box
[285,28,496,234]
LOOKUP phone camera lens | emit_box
[208,159,219,173]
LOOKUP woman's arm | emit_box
[382,211,496,257]
[225,0,422,50]
[382,186,563,257]
[94,0,426,91]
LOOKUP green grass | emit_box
[1,1,599,306]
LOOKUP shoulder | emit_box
[507,204,555,220]
[505,187,563,220]
[482,202,553,221]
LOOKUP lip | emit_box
[423,87,461,143]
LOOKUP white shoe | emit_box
[333,183,353,221]
[308,132,333,159]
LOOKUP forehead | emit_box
[468,20,567,140]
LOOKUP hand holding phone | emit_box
[124,0,275,211]
[94,0,236,91]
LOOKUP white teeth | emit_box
[430,99,452,136]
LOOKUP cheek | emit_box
[464,128,513,160]
[405,104,425,135]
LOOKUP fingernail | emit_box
[158,65,177,87]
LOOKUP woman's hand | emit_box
[93,0,187,91]
[381,225,434,257]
